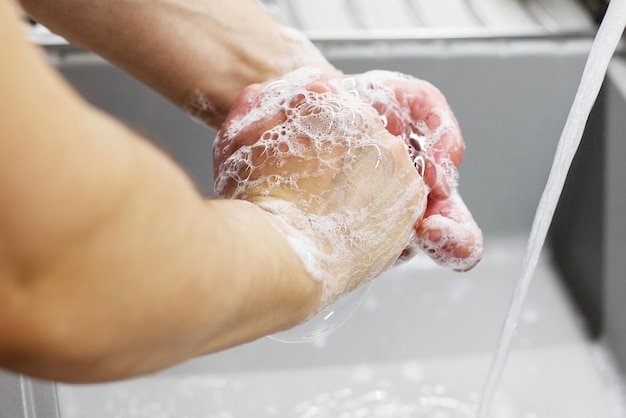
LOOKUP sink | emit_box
[4,5,626,417]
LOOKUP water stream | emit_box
[477,1,626,416]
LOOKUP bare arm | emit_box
[0,1,321,382]
[18,0,339,127]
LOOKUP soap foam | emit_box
[183,89,223,127]
[335,71,463,198]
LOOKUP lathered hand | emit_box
[213,68,425,308]
[213,68,483,311]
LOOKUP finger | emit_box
[215,74,340,168]
[214,83,282,166]
[213,71,360,200]
[415,190,482,271]
[213,83,288,199]
[394,78,464,200]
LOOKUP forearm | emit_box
[1,122,321,383]
[19,0,339,127]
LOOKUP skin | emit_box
[18,0,340,127]
[0,0,481,383]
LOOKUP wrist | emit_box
[252,197,372,311]
[183,4,340,128]
[210,199,323,330]
[21,0,339,130]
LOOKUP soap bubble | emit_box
[269,281,373,343]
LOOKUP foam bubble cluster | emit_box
[215,69,375,200]
[183,89,223,127]
[334,71,462,196]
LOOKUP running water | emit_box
[477,1,626,417]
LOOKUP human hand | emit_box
[343,71,483,271]
[213,68,426,308]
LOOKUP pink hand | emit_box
[342,71,482,270]
[213,68,426,305]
